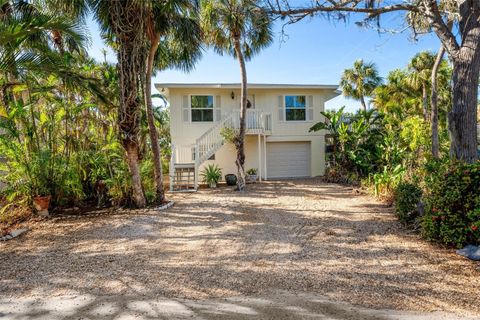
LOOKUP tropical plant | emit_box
[0,57,125,207]
[200,0,273,191]
[310,106,346,166]
[340,59,381,112]
[201,164,222,187]
[371,164,405,202]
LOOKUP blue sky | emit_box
[86,13,441,112]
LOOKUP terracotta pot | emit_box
[33,195,51,217]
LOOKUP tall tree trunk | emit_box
[233,38,247,191]
[111,0,147,207]
[422,84,428,122]
[359,95,367,112]
[426,0,480,162]
[449,49,480,162]
[124,140,145,206]
[430,45,445,159]
[145,32,165,203]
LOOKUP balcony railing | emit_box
[231,109,272,133]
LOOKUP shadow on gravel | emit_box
[0,179,478,318]
[1,292,474,320]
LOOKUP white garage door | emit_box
[267,142,310,178]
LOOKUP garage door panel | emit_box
[267,142,310,178]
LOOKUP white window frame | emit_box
[190,94,214,123]
[285,95,307,122]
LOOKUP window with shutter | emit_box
[191,95,214,122]
[285,95,306,121]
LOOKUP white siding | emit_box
[166,87,334,178]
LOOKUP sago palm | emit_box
[340,59,381,112]
[200,0,273,191]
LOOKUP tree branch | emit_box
[267,1,461,59]
[421,0,459,59]
[268,1,419,18]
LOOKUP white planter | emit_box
[208,181,217,188]
[246,174,258,183]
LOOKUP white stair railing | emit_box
[171,109,272,191]
[195,112,235,164]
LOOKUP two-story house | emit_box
[155,83,340,191]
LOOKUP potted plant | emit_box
[225,174,237,186]
[246,168,258,183]
[28,152,54,217]
[201,164,222,188]
[33,194,51,217]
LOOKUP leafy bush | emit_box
[371,165,405,203]
[394,182,422,224]
[421,160,480,248]
[323,164,360,185]
[220,126,238,143]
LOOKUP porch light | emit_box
[231,91,235,99]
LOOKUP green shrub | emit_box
[201,164,222,186]
[421,160,480,248]
[371,164,405,203]
[394,182,422,224]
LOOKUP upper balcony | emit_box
[230,109,272,135]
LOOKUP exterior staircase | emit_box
[169,110,271,191]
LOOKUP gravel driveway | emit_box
[1,179,479,319]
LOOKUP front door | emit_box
[246,95,255,109]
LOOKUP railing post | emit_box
[194,144,200,190]
[170,143,175,191]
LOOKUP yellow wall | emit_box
[165,87,335,178]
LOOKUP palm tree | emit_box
[371,69,417,120]
[340,59,381,112]
[406,51,436,122]
[143,0,202,203]
[47,0,202,206]
[200,0,273,191]
[79,0,150,207]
